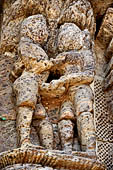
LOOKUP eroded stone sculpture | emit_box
[1,0,113,170]
[40,24,95,152]
[13,15,54,149]
[9,0,96,153]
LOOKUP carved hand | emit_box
[40,72,94,95]
[39,79,66,97]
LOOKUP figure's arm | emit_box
[40,71,94,92]
[52,50,95,88]
[28,60,53,74]
[50,51,83,70]
[10,59,54,82]
[9,58,25,82]
[62,71,94,87]
[40,50,95,96]
[39,70,94,98]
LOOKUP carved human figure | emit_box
[9,0,96,152]
[41,25,96,153]
[13,15,54,149]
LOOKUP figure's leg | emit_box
[16,106,33,147]
[33,104,54,149]
[58,100,75,153]
[39,118,54,149]
[13,71,40,148]
[74,85,96,153]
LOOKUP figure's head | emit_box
[57,23,92,52]
[20,14,48,45]
[57,23,85,52]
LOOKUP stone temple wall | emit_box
[0,0,113,170]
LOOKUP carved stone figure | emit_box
[13,15,54,149]
[40,24,95,153]
[0,0,113,170]
[8,0,96,152]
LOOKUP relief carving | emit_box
[1,0,113,170]
[8,0,96,153]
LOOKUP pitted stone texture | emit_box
[0,0,47,53]
[9,57,25,82]
[34,103,47,119]
[16,107,33,146]
[77,112,96,152]
[40,75,94,105]
[0,0,95,54]
[2,0,47,23]
[51,51,83,77]
[33,118,56,150]
[74,85,93,103]
[46,0,62,20]
[59,101,75,121]
[40,42,94,97]
[13,71,38,108]
[17,107,33,128]
[57,23,84,52]
[12,13,53,150]
[18,40,48,61]
[20,15,48,45]
[73,85,95,152]
[58,119,74,152]
[18,40,52,73]
[38,119,54,149]
[59,0,95,36]
[74,85,93,116]
[52,123,61,150]
[22,0,47,16]
[10,47,49,84]
[1,0,96,161]
[3,0,28,23]
[81,49,95,73]
[53,51,84,67]
[51,48,94,74]
[0,17,24,53]
[0,1,112,170]
[76,99,93,116]
[37,105,61,150]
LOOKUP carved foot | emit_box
[21,143,44,149]
[86,149,96,156]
